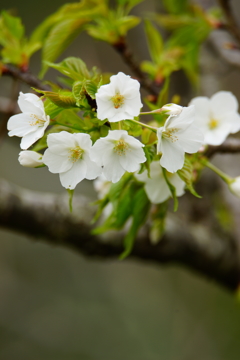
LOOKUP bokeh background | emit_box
[1,0,240,359]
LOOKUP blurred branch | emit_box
[218,0,240,45]
[205,137,240,157]
[113,39,160,97]
[0,178,239,292]
[2,64,50,91]
[208,30,240,68]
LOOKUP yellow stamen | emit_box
[111,93,125,109]
[208,118,218,129]
[113,139,129,155]
[162,128,179,143]
[68,146,84,162]
[30,114,46,127]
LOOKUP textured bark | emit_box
[0,178,240,292]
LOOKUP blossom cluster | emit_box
[7,72,240,204]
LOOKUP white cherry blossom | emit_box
[42,131,102,189]
[90,130,146,183]
[18,150,43,167]
[7,92,50,149]
[229,176,240,198]
[96,72,142,122]
[135,161,185,204]
[189,91,240,145]
[157,105,204,173]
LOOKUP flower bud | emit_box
[161,103,183,116]
[18,151,43,167]
[229,177,240,198]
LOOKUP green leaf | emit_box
[85,80,98,99]
[120,187,150,259]
[150,201,168,244]
[41,90,77,108]
[1,11,24,40]
[47,57,90,80]
[118,16,141,36]
[44,98,65,118]
[177,157,201,198]
[162,0,189,14]
[162,167,178,211]
[144,20,163,64]
[40,17,88,77]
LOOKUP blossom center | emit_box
[162,128,179,142]
[30,114,46,127]
[111,93,125,109]
[68,146,84,162]
[113,139,129,155]
[208,118,219,129]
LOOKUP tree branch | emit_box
[0,178,239,292]
[218,0,240,45]
[113,39,160,97]
[205,137,240,157]
[2,64,50,91]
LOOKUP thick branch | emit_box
[0,178,239,291]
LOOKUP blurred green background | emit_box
[1,0,240,359]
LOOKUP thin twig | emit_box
[2,64,50,91]
[113,39,160,97]
[218,0,240,45]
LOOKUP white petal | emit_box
[211,91,238,118]
[83,153,102,179]
[7,113,37,136]
[47,131,75,155]
[228,112,240,133]
[204,123,232,145]
[59,161,87,189]
[18,92,45,116]
[166,105,195,130]
[176,124,203,153]
[119,147,146,172]
[102,153,125,183]
[42,149,72,173]
[90,139,114,164]
[160,139,185,173]
[169,173,185,197]
[189,96,210,127]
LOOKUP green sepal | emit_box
[177,158,202,198]
[162,167,178,211]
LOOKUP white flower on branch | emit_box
[18,150,43,167]
[189,91,240,145]
[135,161,185,204]
[42,131,102,189]
[229,177,240,198]
[157,105,204,173]
[7,92,50,149]
[96,72,142,122]
[90,130,146,183]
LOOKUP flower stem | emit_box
[129,119,157,132]
[201,158,233,184]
